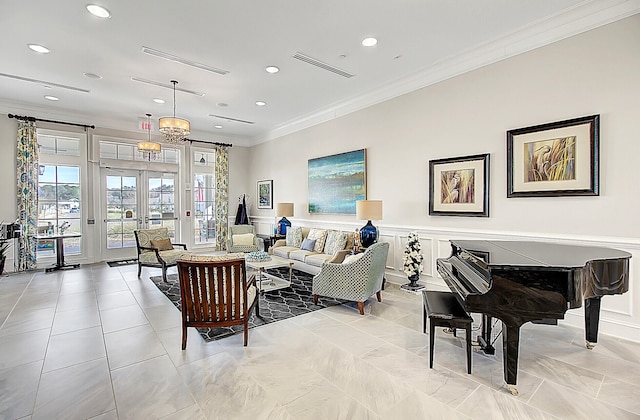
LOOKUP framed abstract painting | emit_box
[507,115,599,197]
[308,149,366,214]
[429,153,490,217]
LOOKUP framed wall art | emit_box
[308,149,366,214]
[257,179,273,209]
[507,114,599,197]
[429,153,490,217]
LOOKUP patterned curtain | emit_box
[16,121,39,270]
[214,145,229,251]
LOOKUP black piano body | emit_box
[436,240,630,395]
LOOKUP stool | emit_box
[422,290,473,374]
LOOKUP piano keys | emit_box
[436,240,631,396]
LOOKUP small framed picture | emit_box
[257,180,273,209]
[429,153,490,217]
[507,115,599,197]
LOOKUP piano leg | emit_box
[477,314,496,355]
[502,322,521,396]
[584,296,601,350]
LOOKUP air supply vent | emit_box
[209,114,254,125]
[141,46,229,76]
[0,73,90,93]
[131,77,205,97]
[292,52,354,78]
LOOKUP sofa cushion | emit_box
[272,246,298,259]
[307,229,328,253]
[300,238,316,252]
[232,233,255,246]
[305,253,333,267]
[324,230,347,255]
[139,249,191,265]
[150,238,174,251]
[289,249,316,262]
[285,226,303,247]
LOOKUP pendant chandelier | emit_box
[158,80,190,144]
[138,113,161,160]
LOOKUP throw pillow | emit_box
[232,233,255,246]
[342,253,364,264]
[307,229,328,253]
[150,238,173,251]
[300,238,317,252]
[286,226,303,247]
[324,230,348,255]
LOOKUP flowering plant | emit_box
[402,232,423,278]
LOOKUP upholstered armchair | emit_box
[312,241,389,315]
[176,255,257,348]
[226,225,263,253]
[134,227,190,282]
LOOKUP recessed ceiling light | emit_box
[362,37,378,47]
[214,125,223,129]
[28,44,50,54]
[217,102,228,107]
[265,66,280,74]
[44,95,59,101]
[83,72,102,79]
[255,101,266,106]
[153,98,165,104]
[86,4,111,18]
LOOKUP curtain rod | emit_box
[186,138,233,147]
[8,113,95,130]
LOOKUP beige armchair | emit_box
[312,242,389,315]
[134,227,189,282]
[226,225,262,253]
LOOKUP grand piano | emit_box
[437,240,631,395]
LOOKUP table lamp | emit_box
[276,202,294,235]
[356,200,382,248]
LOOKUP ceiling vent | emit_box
[141,46,229,76]
[209,114,254,125]
[0,72,90,93]
[292,52,354,78]
[131,77,205,97]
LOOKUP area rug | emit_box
[149,268,345,341]
[107,258,138,267]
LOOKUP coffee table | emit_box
[245,254,294,294]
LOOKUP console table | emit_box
[33,232,82,272]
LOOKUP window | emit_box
[37,165,81,256]
[99,141,179,163]
[193,151,216,244]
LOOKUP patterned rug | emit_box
[149,268,345,341]
[107,258,138,267]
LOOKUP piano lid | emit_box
[451,240,631,269]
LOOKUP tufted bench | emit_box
[422,290,473,374]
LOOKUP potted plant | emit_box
[402,231,424,291]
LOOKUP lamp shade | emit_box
[356,200,382,221]
[276,202,294,217]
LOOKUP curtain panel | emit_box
[16,121,39,270]
[214,145,229,251]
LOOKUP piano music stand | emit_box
[422,290,473,374]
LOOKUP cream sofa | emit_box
[269,226,355,275]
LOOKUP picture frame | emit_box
[308,149,366,214]
[507,115,599,197]
[429,153,490,217]
[257,179,273,209]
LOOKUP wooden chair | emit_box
[134,227,189,282]
[176,256,257,349]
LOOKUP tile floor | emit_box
[1,263,639,419]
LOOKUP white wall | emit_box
[246,15,640,341]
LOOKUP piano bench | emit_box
[422,290,473,374]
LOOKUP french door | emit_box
[100,168,178,261]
